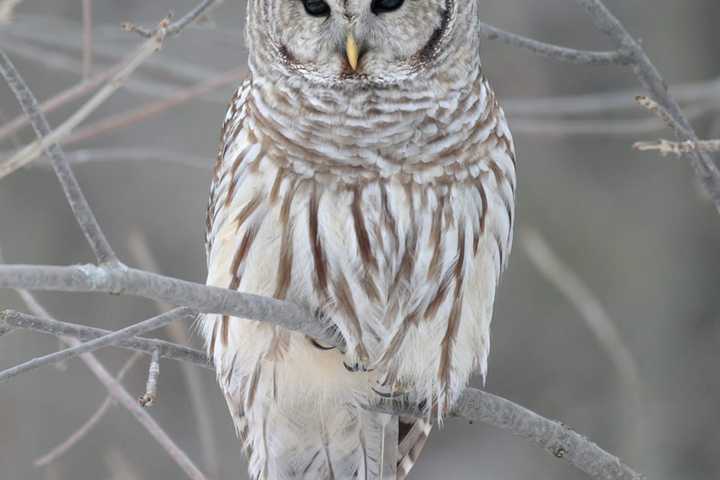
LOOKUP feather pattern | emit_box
[203,1,515,478]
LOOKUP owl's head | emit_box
[246,0,478,87]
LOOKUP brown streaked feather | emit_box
[208,319,219,359]
[220,315,230,348]
[352,185,378,272]
[234,193,263,232]
[225,146,253,207]
[427,195,446,281]
[424,269,453,321]
[273,182,297,300]
[379,182,400,252]
[334,273,370,363]
[308,186,329,296]
[397,419,432,480]
[438,220,467,401]
[269,167,287,204]
[245,360,263,410]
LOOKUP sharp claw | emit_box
[310,338,335,351]
[371,386,403,399]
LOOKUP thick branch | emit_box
[6,309,642,480]
[0,264,334,346]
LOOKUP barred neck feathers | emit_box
[245,63,498,184]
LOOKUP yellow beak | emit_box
[346,33,360,71]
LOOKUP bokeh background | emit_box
[1,1,719,479]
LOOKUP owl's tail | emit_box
[211,325,431,479]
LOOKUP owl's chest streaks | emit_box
[207,75,516,377]
[242,72,497,182]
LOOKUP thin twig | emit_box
[521,229,640,388]
[3,311,209,369]
[504,76,720,116]
[0,307,196,383]
[79,338,209,480]
[0,49,118,264]
[634,139,720,156]
[574,0,720,213]
[139,349,161,407]
[128,230,220,477]
[478,21,631,66]
[25,148,206,169]
[81,0,92,78]
[0,24,167,181]
[0,0,220,178]
[64,67,245,146]
[1,245,208,479]
[6,309,642,480]
[33,352,142,467]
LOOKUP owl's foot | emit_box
[342,344,371,373]
[368,388,430,417]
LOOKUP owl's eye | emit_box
[371,0,405,14]
[302,0,331,17]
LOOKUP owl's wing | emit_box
[206,80,253,264]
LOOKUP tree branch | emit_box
[573,0,720,212]
[3,310,209,369]
[478,22,631,66]
[33,352,142,468]
[0,263,334,346]
[139,349,161,407]
[0,49,119,264]
[4,308,642,480]
[0,307,196,382]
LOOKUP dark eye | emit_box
[302,0,331,17]
[371,0,405,14]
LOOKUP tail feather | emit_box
[397,418,433,480]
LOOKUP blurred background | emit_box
[1,0,719,479]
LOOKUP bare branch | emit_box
[7,308,642,480]
[0,0,221,178]
[478,22,630,66]
[634,139,720,156]
[128,230,220,477]
[504,76,720,116]
[0,250,208,479]
[3,311,209,369]
[33,352,143,467]
[0,25,167,181]
[521,229,640,388]
[0,263,333,346]
[26,148,206,169]
[139,349,161,407]
[573,0,720,213]
[453,390,642,480]
[79,338,209,480]
[0,307,196,382]
[64,68,245,146]
[82,0,92,78]
[0,49,118,264]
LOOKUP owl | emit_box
[203,0,516,478]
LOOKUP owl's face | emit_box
[256,0,456,85]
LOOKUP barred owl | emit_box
[203,0,516,478]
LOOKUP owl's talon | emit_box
[371,385,403,399]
